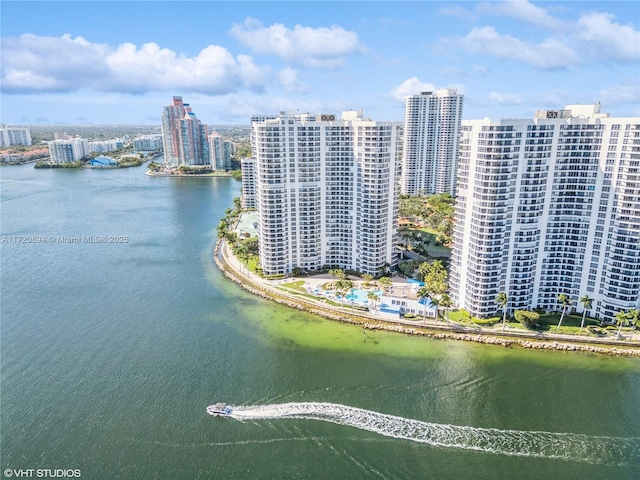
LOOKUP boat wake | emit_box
[227,402,639,465]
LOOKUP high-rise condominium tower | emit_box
[251,110,402,276]
[48,138,89,163]
[240,157,257,210]
[0,124,32,147]
[401,89,463,196]
[161,96,210,166]
[450,104,640,324]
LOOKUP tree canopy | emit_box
[399,193,455,247]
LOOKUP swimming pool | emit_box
[345,289,382,304]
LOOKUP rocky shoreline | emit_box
[214,240,640,358]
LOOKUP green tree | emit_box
[226,232,238,246]
[417,286,432,322]
[377,262,391,277]
[367,291,380,312]
[234,244,249,271]
[397,260,417,277]
[614,310,629,339]
[240,236,259,256]
[217,219,229,240]
[328,268,345,280]
[515,310,540,329]
[233,196,242,212]
[578,294,594,334]
[555,294,573,332]
[378,276,392,290]
[430,296,441,323]
[232,143,251,161]
[495,292,508,331]
[628,309,640,341]
[361,273,374,287]
[418,260,447,288]
[439,293,452,324]
[335,278,353,307]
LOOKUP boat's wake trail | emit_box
[230,402,639,465]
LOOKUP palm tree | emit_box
[495,292,508,331]
[216,218,229,240]
[417,286,431,322]
[328,268,344,280]
[615,310,629,340]
[628,309,640,341]
[235,244,249,271]
[439,293,452,325]
[367,292,379,312]
[335,278,353,308]
[378,276,392,292]
[430,296,441,324]
[361,273,374,288]
[555,294,573,332]
[578,294,594,334]
[232,196,242,212]
[375,262,391,277]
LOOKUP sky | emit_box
[1,0,638,125]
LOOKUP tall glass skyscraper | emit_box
[161,96,210,166]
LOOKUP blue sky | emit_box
[1,1,638,125]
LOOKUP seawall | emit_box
[213,239,640,358]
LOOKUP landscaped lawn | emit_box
[535,313,599,334]
[445,311,612,335]
[280,280,307,293]
[246,256,259,273]
[447,310,467,322]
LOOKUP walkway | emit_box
[217,240,640,350]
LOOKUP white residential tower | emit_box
[252,111,402,276]
[400,89,463,196]
[450,104,640,324]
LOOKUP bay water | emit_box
[1,164,639,479]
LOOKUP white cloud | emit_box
[488,91,523,105]
[390,78,437,101]
[477,1,565,29]
[596,83,640,107]
[377,17,409,26]
[438,5,476,22]
[277,67,307,93]
[228,17,363,68]
[457,26,580,69]
[1,34,270,94]
[445,4,640,69]
[576,12,640,63]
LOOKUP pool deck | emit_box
[215,239,640,354]
[275,273,419,303]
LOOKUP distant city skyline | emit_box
[1,1,638,125]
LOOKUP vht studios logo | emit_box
[3,469,81,478]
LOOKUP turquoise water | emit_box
[1,164,639,479]
[345,288,382,304]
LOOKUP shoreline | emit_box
[145,171,233,177]
[213,239,640,358]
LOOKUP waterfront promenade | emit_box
[215,239,640,356]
